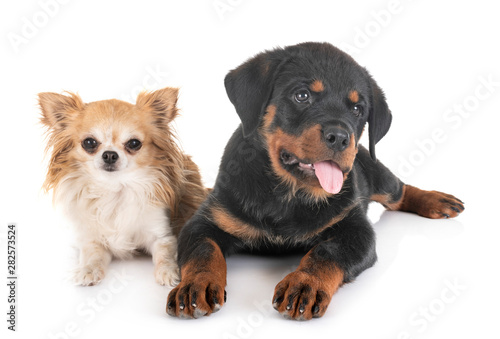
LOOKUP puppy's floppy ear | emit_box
[367,75,392,161]
[38,92,84,130]
[136,87,179,124]
[224,49,289,137]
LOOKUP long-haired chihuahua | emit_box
[39,87,206,286]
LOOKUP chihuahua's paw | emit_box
[74,265,106,286]
[155,262,180,286]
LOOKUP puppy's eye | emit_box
[353,104,364,117]
[294,90,310,103]
[82,138,99,153]
[126,139,142,152]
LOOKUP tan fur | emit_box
[168,238,227,317]
[169,155,207,236]
[274,250,344,320]
[348,90,359,103]
[370,191,404,211]
[260,106,358,203]
[396,185,463,219]
[210,202,360,247]
[310,80,325,92]
[211,205,264,241]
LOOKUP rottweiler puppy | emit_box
[167,42,464,320]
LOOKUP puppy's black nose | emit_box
[102,151,119,164]
[324,127,350,152]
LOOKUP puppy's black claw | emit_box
[273,295,284,305]
[191,291,198,307]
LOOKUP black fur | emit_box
[179,42,401,262]
[168,42,462,320]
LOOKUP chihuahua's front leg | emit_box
[74,241,112,286]
[150,236,180,286]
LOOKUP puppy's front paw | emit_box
[273,271,333,321]
[154,262,179,286]
[74,265,106,286]
[415,190,464,219]
[166,273,226,319]
[428,191,465,219]
[401,186,465,219]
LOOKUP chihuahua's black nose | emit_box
[324,126,350,152]
[102,151,119,164]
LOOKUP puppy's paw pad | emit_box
[74,266,106,286]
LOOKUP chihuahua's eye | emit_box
[353,104,364,117]
[294,90,310,103]
[82,138,99,153]
[126,139,142,152]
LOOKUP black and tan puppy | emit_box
[167,42,464,320]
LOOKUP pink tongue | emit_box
[313,161,343,194]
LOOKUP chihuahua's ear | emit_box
[136,87,179,124]
[224,48,289,137]
[38,92,84,130]
[367,75,392,161]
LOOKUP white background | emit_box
[1,0,499,338]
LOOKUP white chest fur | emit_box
[56,170,171,259]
